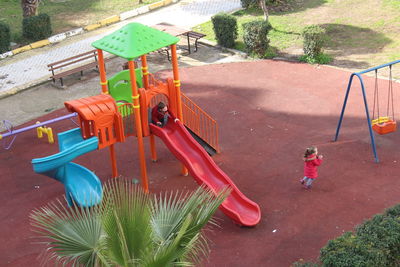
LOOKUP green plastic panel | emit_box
[92,22,179,60]
[108,69,143,104]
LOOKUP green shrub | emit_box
[356,214,400,264]
[293,204,400,266]
[291,260,321,267]
[301,25,326,59]
[242,20,272,58]
[0,22,11,53]
[384,204,400,218]
[22,14,52,42]
[211,13,238,48]
[320,232,387,267]
[240,0,258,8]
[240,0,289,8]
[299,53,332,64]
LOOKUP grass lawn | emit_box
[0,0,158,43]
[193,0,400,77]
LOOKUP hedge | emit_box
[292,204,400,266]
[22,14,52,42]
[0,22,11,53]
[301,25,326,59]
[242,20,272,57]
[211,13,238,48]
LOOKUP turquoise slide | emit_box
[32,128,102,207]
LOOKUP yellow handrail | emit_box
[181,93,219,153]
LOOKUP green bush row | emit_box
[0,22,11,53]
[0,14,52,54]
[210,14,332,62]
[292,204,400,267]
[211,13,272,58]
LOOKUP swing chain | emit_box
[372,69,379,121]
[388,65,395,121]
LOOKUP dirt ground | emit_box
[2,58,400,266]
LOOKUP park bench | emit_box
[156,31,206,61]
[187,31,206,52]
[157,47,171,61]
[48,49,111,87]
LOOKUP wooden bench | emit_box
[156,47,171,61]
[153,31,205,61]
[187,31,206,52]
[48,49,108,87]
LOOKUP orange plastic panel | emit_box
[372,120,397,135]
[64,94,124,148]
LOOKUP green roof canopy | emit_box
[92,22,179,60]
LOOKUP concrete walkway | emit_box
[0,0,241,97]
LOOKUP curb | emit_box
[0,0,179,60]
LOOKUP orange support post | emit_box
[171,44,183,122]
[128,60,149,192]
[109,144,118,178]
[141,55,150,89]
[150,134,157,162]
[171,44,188,176]
[97,49,108,94]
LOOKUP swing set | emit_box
[334,59,400,162]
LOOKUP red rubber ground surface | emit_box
[2,60,400,266]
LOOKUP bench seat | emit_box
[48,49,112,87]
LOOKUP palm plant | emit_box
[30,179,229,267]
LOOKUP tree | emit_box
[259,0,269,22]
[30,179,229,266]
[21,0,40,18]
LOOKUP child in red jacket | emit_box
[300,146,323,189]
[151,101,178,127]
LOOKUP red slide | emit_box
[150,120,261,227]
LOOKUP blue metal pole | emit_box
[356,73,379,162]
[358,59,400,75]
[334,74,355,141]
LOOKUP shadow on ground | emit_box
[321,23,392,56]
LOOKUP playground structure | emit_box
[31,23,261,226]
[0,113,77,150]
[335,59,400,162]
[36,123,55,144]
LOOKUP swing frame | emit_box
[371,67,397,135]
[334,59,400,163]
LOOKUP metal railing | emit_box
[181,93,219,152]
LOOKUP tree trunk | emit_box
[259,0,269,22]
[21,0,39,18]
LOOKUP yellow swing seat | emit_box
[371,116,397,135]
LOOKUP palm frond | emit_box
[31,180,228,267]
[144,186,229,266]
[30,198,105,267]
[101,178,152,266]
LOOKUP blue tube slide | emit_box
[32,128,102,207]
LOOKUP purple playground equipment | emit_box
[0,113,77,150]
